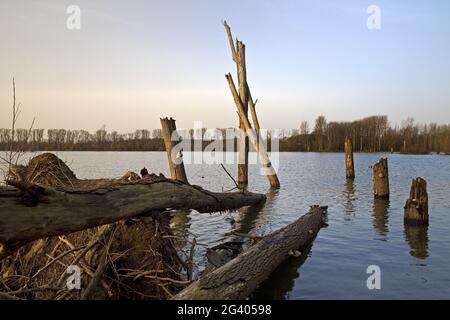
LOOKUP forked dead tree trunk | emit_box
[223,21,280,189]
[173,206,327,300]
[226,74,280,189]
[345,137,355,179]
[224,21,249,189]
[404,177,429,225]
[373,158,389,198]
[160,117,188,183]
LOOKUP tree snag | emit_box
[225,74,280,189]
[224,21,249,189]
[373,158,389,198]
[173,206,327,300]
[345,137,355,179]
[404,177,429,225]
[160,117,188,183]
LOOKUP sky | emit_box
[0,0,449,133]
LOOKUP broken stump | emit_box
[373,158,389,198]
[345,137,355,179]
[404,177,429,225]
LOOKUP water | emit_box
[23,151,450,299]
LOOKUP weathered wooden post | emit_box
[344,137,355,179]
[404,177,428,225]
[160,117,188,183]
[373,158,389,198]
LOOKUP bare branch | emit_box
[223,20,237,62]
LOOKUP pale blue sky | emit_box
[0,0,449,132]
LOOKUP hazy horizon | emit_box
[1,0,450,132]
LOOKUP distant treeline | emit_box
[1,116,449,154]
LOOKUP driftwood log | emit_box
[0,180,265,260]
[173,206,327,300]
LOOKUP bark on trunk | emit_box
[173,206,327,300]
[224,21,249,189]
[345,137,355,179]
[404,177,429,225]
[0,181,265,260]
[160,117,188,183]
[247,87,260,138]
[236,41,249,190]
[373,158,389,198]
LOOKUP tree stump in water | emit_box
[404,224,429,259]
[373,158,389,198]
[160,117,188,183]
[345,137,355,179]
[404,177,429,225]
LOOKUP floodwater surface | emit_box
[27,151,450,299]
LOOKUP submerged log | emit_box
[173,206,327,300]
[373,158,389,198]
[345,137,355,179]
[404,177,429,225]
[0,180,265,260]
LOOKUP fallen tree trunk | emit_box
[173,205,327,300]
[0,180,265,260]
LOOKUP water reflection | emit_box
[234,189,278,236]
[343,179,356,220]
[372,198,389,238]
[170,210,191,247]
[404,223,429,259]
[252,243,313,300]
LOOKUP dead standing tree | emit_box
[344,137,355,179]
[160,117,188,183]
[224,21,280,189]
[224,21,249,189]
